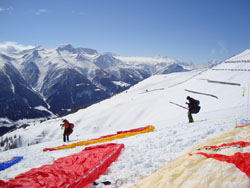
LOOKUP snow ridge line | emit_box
[212,68,250,71]
[184,89,218,99]
[207,79,241,86]
[66,143,124,188]
[2,69,15,93]
[168,69,208,88]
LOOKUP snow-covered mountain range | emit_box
[0,49,250,187]
[0,43,188,127]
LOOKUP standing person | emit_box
[186,96,201,123]
[61,119,74,142]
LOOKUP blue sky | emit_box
[0,0,250,64]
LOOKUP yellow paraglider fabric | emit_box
[130,124,250,188]
[43,125,155,151]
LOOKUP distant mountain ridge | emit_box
[0,43,188,123]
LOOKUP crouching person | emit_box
[186,96,201,123]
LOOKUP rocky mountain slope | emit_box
[0,43,187,124]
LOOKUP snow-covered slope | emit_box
[0,49,250,187]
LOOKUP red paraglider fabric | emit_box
[0,143,124,188]
[197,152,250,178]
[203,141,250,149]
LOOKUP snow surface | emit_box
[227,49,250,61]
[1,50,250,187]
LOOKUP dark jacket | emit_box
[187,97,197,108]
[187,97,200,113]
[62,120,73,135]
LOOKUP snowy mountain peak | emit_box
[31,49,41,58]
[57,44,98,55]
[57,43,75,52]
[78,48,98,55]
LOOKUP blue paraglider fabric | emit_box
[0,156,23,171]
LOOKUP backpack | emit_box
[70,123,74,130]
[195,100,200,106]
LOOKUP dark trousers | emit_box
[188,111,194,123]
[188,107,201,123]
[63,134,69,142]
[63,128,71,142]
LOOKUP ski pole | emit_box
[169,101,188,109]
